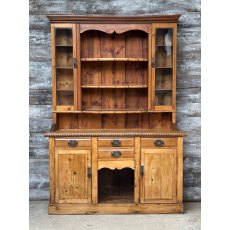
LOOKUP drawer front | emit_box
[98,148,134,159]
[55,138,91,148]
[141,138,177,147]
[98,138,134,147]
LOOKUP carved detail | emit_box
[45,131,184,137]
[80,24,149,34]
[99,167,134,170]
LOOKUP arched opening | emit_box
[98,168,134,203]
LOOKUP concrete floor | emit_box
[29,201,200,230]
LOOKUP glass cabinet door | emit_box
[52,25,76,110]
[152,25,176,111]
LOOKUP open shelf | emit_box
[99,191,134,203]
[98,168,134,204]
[82,88,148,111]
[81,85,148,89]
[81,58,148,61]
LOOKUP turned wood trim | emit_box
[47,15,181,23]
[45,132,184,137]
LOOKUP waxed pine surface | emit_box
[29,0,201,201]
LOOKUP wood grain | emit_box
[49,203,183,214]
[141,148,177,203]
[30,2,201,201]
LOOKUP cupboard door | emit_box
[51,24,79,111]
[140,148,177,203]
[55,149,91,203]
[151,24,177,112]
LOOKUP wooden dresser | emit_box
[45,15,184,214]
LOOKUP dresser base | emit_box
[49,203,183,214]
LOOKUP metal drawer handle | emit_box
[111,140,121,147]
[111,151,122,158]
[68,140,78,147]
[154,139,164,147]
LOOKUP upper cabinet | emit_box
[151,24,177,112]
[51,24,78,111]
[48,15,179,124]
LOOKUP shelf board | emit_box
[56,89,74,91]
[82,109,148,114]
[156,45,173,47]
[155,89,172,91]
[81,58,148,62]
[81,85,148,89]
[53,110,149,114]
[155,67,173,69]
[56,67,73,69]
[55,45,73,47]
[53,110,175,114]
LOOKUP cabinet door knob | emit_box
[88,167,92,178]
[111,151,122,158]
[140,165,144,176]
[154,139,164,147]
[111,140,121,147]
[68,140,78,147]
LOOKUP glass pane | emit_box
[155,29,173,68]
[55,29,72,46]
[156,28,173,46]
[156,46,172,68]
[57,91,74,106]
[155,69,172,90]
[55,28,74,106]
[155,91,172,106]
[155,28,173,106]
[56,47,73,68]
[56,69,74,106]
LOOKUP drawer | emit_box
[98,148,134,159]
[55,138,91,148]
[98,137,134,147]
[141,138,177,147]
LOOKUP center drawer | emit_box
[98,137,134,147]
[98,148,134,159]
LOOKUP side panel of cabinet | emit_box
[140,148,177,203]
[55,149,91,204]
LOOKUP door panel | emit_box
[151,23,177,112]
[51,24,78,111]
[140,148,177,203]
[55,149,91,203]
